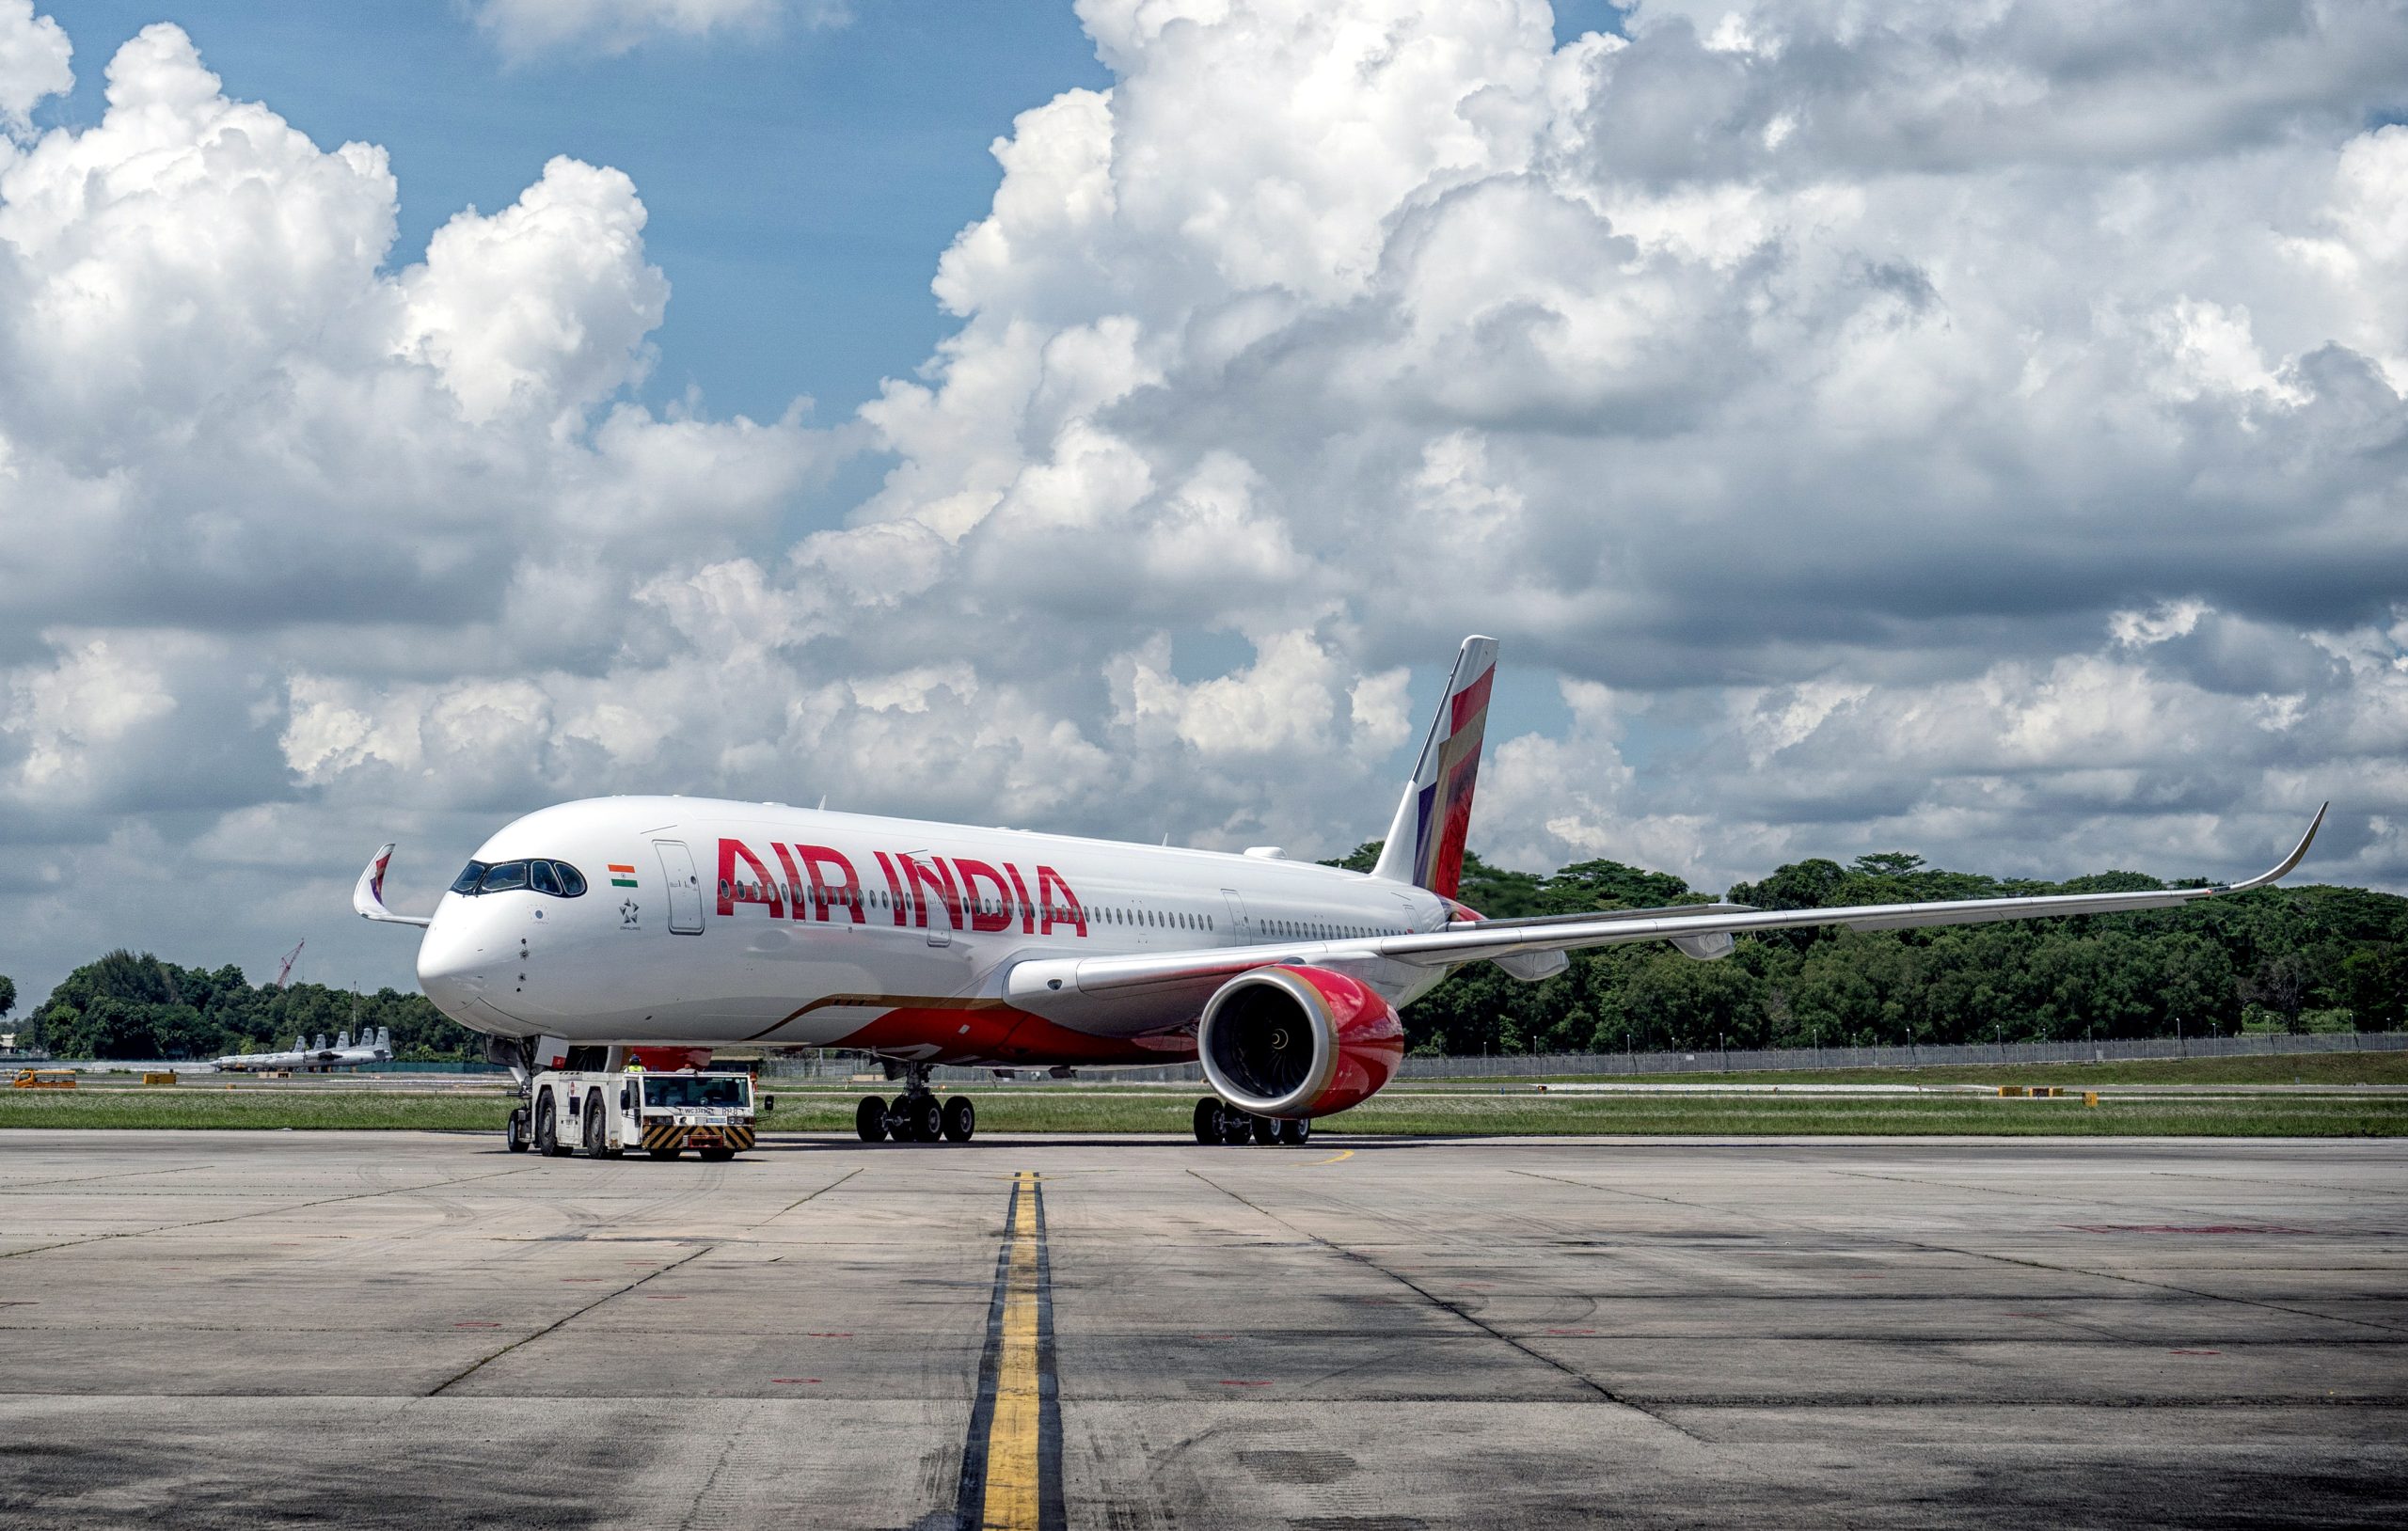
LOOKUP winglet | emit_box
[354,842,433,927]
[2221,802,2327,893]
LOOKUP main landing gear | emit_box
[856,1063,976,1144]
[1194,1097,1311,1147]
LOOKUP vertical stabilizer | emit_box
[1370,636,1497,900]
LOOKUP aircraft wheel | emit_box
[698,1146,736,1162]
[647,1146,682,1160]
[855,1096,889,1143]
[504,1107,530,1153]
[535,1094,570,1158]
[1193,1097,1224,1144]
[1278,1117,1311,1146]
[942,1096,976,1144]
[583,1092,621,1159]
[1219,1108,1255,1146]
[1250,1113,1282,1146]
[904,1094,943,1144]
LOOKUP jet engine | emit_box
[1196,965,1405,1119]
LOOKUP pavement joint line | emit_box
[1505,1166,2408,1339]
[954,1170,1065,1531]
[427,1166,863,1397]
[1180,1165,1709,1444]
[0,1163,215,1192]
[1824,1166,2343,1224]
[0,1166,541,1262]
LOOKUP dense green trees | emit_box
[21,952,469,1062]
[1326,844,2408,1055]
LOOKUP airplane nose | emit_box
[415,905,489,1017]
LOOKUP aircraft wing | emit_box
[1004,805,2325,1003]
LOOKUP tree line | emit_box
[8,843,2404,1060]
[1321,843,2408,1056]
[12,952,471,1063]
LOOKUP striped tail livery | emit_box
[1371,635,1497,901]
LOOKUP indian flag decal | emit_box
[609,862,638,888]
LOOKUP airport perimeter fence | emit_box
[761,1028,2408,1084]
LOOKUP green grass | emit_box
[1407,1050,2408,1088]
[7,1058,2403,1136]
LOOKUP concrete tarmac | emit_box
[1,1129,2403,1528]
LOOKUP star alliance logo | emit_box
[620,898,641,928]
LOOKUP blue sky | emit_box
[49,1,1109,423]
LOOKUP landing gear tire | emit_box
[902,1094,943,1144]
[504,1107,530,1153]
[1277,1116,1311,1146]
[535,1095,569,1157]
[856,1096,890,1143]
[1219,1107,1255,1146]
[942,1096,976,1144]
[1251,1113,1282,1146]
[1193,1097,1232,1144]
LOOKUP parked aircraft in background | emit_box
[357,637,2324,1146]
[214,1028,393,1073]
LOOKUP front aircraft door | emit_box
[1221,889,1250,942]
[656,840,704,934]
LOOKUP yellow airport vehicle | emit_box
[12,1068,78,1089]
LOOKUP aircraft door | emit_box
[1221,889,1249,942]
[656,840,704,934]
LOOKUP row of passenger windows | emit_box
[719,876,1403,941]
[451,859,588,898]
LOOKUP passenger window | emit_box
[481,861,530,893]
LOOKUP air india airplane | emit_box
[357,637,2325,1145]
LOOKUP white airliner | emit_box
[214,1027,393,1073]
[357,638,2325,1144]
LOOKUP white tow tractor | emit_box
[507,1069,759,1160]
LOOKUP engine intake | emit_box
[1197,965,1404,1119]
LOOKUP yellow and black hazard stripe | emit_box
[637,1120,755,1152]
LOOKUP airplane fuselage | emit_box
[416,796,1455,1066]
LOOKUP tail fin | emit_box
[1370,636,1497,900]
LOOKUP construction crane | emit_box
[274,940,305,990]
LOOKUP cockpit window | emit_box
[453,858,589,897]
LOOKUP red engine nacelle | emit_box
[1196,965,1405,1119]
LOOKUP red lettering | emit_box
[791,844,864,924]
[872,851,907,927]
[716,838,783,919]
[1003,862,1036,934]
[897,853,961,930]
[952,859,1016,934]
[1037,865,1086,937]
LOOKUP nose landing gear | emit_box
[854,1063,977,1144]
[1193,1097,1311,1147]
